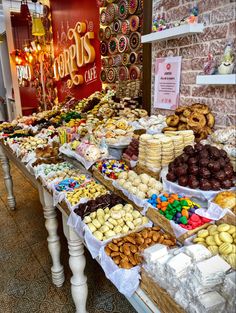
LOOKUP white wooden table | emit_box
[0,142,159,313]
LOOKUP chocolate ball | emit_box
[219,149,227,158]
[199,158,210,168]
[178,176,188,187]
[214,170,225,181]
[199,179,211,191]
[183,145,195,156]
[209,146,221,159]
[167,172,177,182]
[168,161,175,172]
[195,143,204,152]
[199,167,211,179]
[181,153,189,163]
[218,157,226,168]
[175,166,188,176]
[221,179,233,189]
[210,179,221,191]
[188,157,198,165]
[188,164,199,176]
[199,150,209,159]
[225,168,233,179]
[189,179,200,189]
[208,161,221,172]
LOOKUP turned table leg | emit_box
[62,215,88,313]
[38,185,65,287]
[0,145,16,210]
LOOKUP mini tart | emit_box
[129,0,138,14]
[129,15,140,32]
[105,26,112,40]
[100,9,107,25]
[100,41,108,56]
[107,68,117,83]
[118,35,129,53]
[137,51,143,64]
[121,20,130,35]
[113,20,121,33]
[129,52,137,64]
[100,69,107,83]
[130,31,141,50]
[118,66,129,81]
[129,65,141,80]
[108,37,119,54]
[122,53,130,65]
[118,0,129,20]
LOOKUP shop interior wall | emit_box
[151,0,236,128]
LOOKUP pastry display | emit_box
[165,104,215,142]
[117,171,163,199]
[213,191,236,213]
[122,137,139,161]
[84,203,149,241]
[133,114,167,133]
[147,193,211,230]
[193,223,236,269]
[95,159,129,179]
[105,226,176,269]
[66,181,108,206]
[35,142,59,158]
[167,143,235,190]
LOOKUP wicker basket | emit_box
[146,207,211,243]
[141,270,186,313]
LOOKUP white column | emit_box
[38,185,65,287]
[62,215,88,313]
[0,144,16,209]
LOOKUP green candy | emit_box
[179,216,188,224]
[180,200,188,207]
[159,210,165,215]
[165,214,174,220]
[175,204,182,212]
[172,200,180,208]
[167,203,173,210]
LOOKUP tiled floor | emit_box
[0,162,136,313]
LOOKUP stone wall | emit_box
[151,0,236,128]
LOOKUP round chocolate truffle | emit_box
[188,164,199,176]
[183,145,195,156]
[178,176,188,187]
[199,179,211,191]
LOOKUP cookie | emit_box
[198,229,209,238]
[219,232,233,243]
[217,224,230,232]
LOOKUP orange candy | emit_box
[181,209,189,218]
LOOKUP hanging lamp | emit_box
[20,0,31,21]
[32,13,45,36]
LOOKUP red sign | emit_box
[50,0,102,101]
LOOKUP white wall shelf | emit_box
[196,74,236,85]
[141,23,204,43]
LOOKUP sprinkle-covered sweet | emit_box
[148,192,211,229]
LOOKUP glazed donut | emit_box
[163,126,178,132]
[179,115,187,123]
[187,112,206,128]
[191,103,210,115]
[206,112,215,128]
[175,106,186,115]
[178,123,188,131]
[183,108,192,117]
[166,115,180,127]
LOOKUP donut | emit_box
[113,20,121,33]
[206,112,215,128]
[163,127,178,132]
[183,108,192,117]
[129,31,141,50]
[166,115,180,127]
[129,15,140,32]
[178,123,188,131]
[188,112,206,128]
[105,26,112,40]
[129,0,138,14]
[194,131,206,143]
[118,0,129,20]
[191,103,210,115]
[100,41,108,56]
[118,66,129,81]
[179,115,187,123]
[175,106,186,115]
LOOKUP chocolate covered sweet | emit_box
[167,143,234,191]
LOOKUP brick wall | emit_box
[151,0,236,128]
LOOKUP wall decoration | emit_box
[99,0,143,98]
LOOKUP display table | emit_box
[0,141,159,313]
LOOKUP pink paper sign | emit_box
[154,56,182,110]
